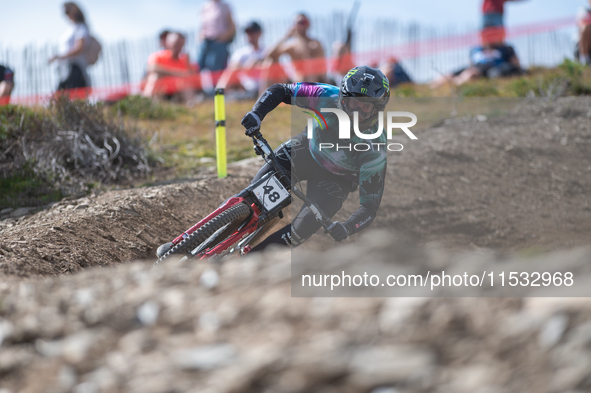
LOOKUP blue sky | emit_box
[0,0,584,48]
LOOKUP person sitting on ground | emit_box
[258,13,325,95]
[216,21,265,99]
[158,29,171,49]
[0,65,14,105]
[576,0,591,65]
[142,32,196,102]
[380,57,413,88]
[139,29,172,93]
[431,27,521,88]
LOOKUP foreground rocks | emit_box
[1,97,591,393]
[1,236,590,393]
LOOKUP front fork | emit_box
[171,196,247,246]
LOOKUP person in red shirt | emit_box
[482,0,527,28]
[143,32,196,102]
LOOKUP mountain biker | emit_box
[156,65,389,258]
[241,65,389,251]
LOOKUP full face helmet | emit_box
[339,66,390,130]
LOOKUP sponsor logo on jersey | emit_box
[355,216,372,229]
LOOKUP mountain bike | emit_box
[155,130,334,264]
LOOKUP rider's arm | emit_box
[244,82,335,134]
[342,155,387,235]
[250,83,294,121]
[251,82,336,121]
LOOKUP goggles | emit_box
[343,97,377,119]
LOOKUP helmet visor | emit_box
[343,97,377,120]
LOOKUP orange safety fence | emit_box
[3,16,576,107]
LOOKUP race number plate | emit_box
[253,175,290,211]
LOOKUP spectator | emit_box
[48,2,91,91]
[482,0,527,28]
[138,29,172,95]
[159,29,171,49]
[431,27,522,88]
[0,65,14,105]
[577,1,591,64]
[258,13,326,94]
[197,0,236,82]
[143,32,195,102]
[217,21,265,99]
[381,57,413,88]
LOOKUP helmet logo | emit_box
[361,87,367,94]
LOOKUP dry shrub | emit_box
[0,97,155,207]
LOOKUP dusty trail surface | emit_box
[0,97,590,393]
[2,98,591,276]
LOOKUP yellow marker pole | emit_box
[214,88,227,178]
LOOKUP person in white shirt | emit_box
[217,21,265,98]
[48,2,91,91]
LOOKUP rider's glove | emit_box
[327,221,349,242]
[241,111,262,136]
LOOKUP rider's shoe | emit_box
[156,242,174,258]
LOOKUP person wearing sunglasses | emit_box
[257,13,326,95]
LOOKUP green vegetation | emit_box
[425,59,591,98]
[503,60,591,97]
[459,80,500,97]
[111,95,189,120]
[1,60,590,210]
[0,163,63,209]
[139,99,290,179]
[0,98,153,209]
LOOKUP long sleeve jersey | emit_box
[251,82,387,235]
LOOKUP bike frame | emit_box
[170,131,333,259]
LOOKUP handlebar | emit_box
[248,131,334,231]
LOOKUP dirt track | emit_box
[0,97,590,392]
[2,97,591,276]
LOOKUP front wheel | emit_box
[156,202,252,264]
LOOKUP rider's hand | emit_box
[241,112,261,136]
[327,221,348,242]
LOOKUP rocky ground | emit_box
[0,97,590,392]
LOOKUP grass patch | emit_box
[408,59,591,98]
[459,80,500,97]
[0,163,63,209]
[132,100,291,178]
[2,60,584,208]
[118,60,590,179]
[110,95,188,120]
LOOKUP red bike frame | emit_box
[170,196,262,259]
